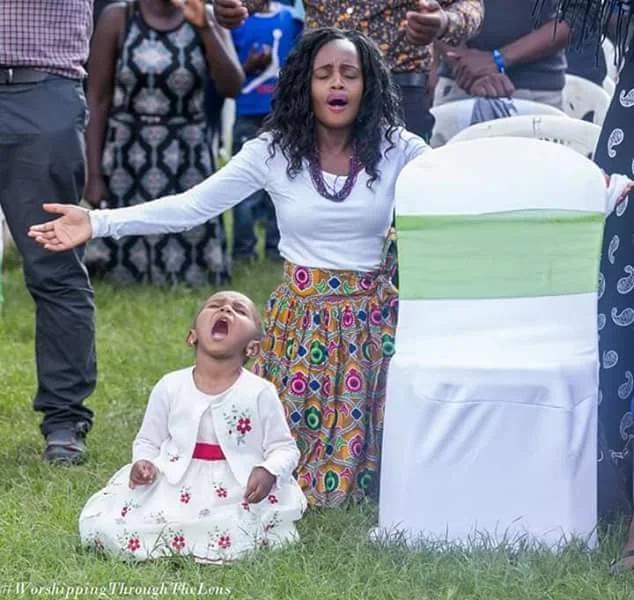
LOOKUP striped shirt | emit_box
[0,0,93,80]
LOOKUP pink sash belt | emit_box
[192,443,225,461]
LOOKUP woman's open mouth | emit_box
[326,93,349,113]
[211,317,230,341]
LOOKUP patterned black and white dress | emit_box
[85,4,230,286]
[595,48,634,518]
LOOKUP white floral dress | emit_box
[79,403,304,563]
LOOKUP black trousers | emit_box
[0,75,96,436]
[390,73,434,288]
[392,72,435,142]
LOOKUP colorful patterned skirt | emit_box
[254,249,398,508]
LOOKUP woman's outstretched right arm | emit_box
[28,136,270,251]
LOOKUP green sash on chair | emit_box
[396,210,605,301]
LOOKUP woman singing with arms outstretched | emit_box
[30,28,429,508]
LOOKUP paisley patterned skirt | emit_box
[254,254,398,508]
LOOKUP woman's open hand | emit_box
[28,204,92,252]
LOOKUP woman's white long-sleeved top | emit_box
[89,128,428,272]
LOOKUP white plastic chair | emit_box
[377,138,623,549]
[563,74,611,125]
[603,38,618,82]
[213,98,236,165]
[449,115,601,159]
[603,76,616,97]
[430,98,567,148]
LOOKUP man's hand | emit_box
[129,460,157,489]
[446,48,498,92]
[406,1,450,47]
[470,72,515,98]
[213,0,248,29]
[243,466,275,504]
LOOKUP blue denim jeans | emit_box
[232,116,280,260]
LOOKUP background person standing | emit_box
[0,0,96,463]
[82,0,243,286]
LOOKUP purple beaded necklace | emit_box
[307,145,363,202]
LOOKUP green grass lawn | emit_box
[1,245,634,599]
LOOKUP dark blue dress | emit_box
[594,48,634,519]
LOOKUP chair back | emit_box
[563,74,611,125]
[603,38,618,82]
[430,98,567,147]
[394,137,609,360]
[449,115,601,159]
[603,76,616,97]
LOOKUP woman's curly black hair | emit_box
[261,28,404,187]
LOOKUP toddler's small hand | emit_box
[129,460,157,488]
[243,466,275,504]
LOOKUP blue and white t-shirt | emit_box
[231,4,302,117]
[278,0,305,21]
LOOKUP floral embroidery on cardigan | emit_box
[224,405,253,445]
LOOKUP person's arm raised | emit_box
[177,0,244,97]
[213,0,268,29]
[28,136,270,252]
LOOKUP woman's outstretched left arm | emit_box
[29,135,270,251]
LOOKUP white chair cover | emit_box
[563,74,611,125]
[449,115,601,159]
[378,138,612,549]
[430,98,567,147]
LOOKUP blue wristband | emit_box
[492,49,506,74]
